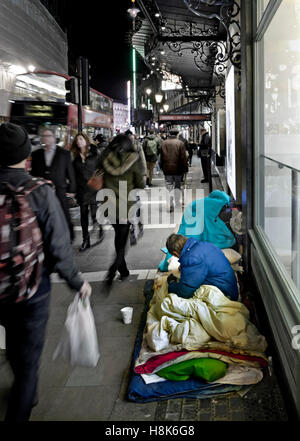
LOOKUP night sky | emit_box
[62,1,133,103]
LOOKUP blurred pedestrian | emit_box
[125,130,147,184]
[199,127,211,183]
[31,127,76,241]
[71,133,104,252]
[187,138,195,166]
[160,129,188,212]
[0,122,91,421]
[98,134,145,287]
[142,130,161,187]
[94,133,109,155]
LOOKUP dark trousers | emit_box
[201,156,210,181]
[108,223,130,278]
[80,203,98,240]
[0,294,50,421]
[56,190,74,240]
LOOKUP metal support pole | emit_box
[291,170,300,288]
[77,56,82,133]
[208,150,212,193]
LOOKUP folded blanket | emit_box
[156,358,227,382]
[146,280,267,353]
[135,349,268,375]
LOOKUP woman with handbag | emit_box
[97,134,145,287]
[71,133,104,252]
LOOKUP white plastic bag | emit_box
[53,293,100,367]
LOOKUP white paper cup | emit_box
[121,307,133,324]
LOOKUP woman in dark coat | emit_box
[71,133,104,251]
[98,134,145,287]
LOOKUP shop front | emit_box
[250,0,300,417]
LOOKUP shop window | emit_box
[255,0,300,290]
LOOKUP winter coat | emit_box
[102,150,145,221]
[158,190,236,272]
[133,139,147,176]
[168,238,238,301]
[0,167,84,301]
[160,136,188,175]
[72,145,99,205]
[31,146,76,193]
[178,190,235,248]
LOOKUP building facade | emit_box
[0,0,68,119]
[113,101,129,134]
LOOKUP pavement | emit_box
[0,156,291,424]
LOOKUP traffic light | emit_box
[65,77,78,104]
[81,57,90,106]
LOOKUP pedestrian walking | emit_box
[187,139,195,166]
[160,129,188,212]
[199,127,211,183]
[31,127,76,241]
[125,130,147,184]
[142,130,161,187]
[94,133,109,155]
[0,123,91,421]
[97,134,145,288]
[71,132,104,252]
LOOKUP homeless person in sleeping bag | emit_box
[158,190,236,272]
[166,234,238,301]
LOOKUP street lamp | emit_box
[146,88,152,96]
[155,92,163,104]
[163,103,169,112]
[127,0,140,18]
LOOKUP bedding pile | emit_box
[127,270,268,402]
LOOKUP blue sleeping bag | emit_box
[158,190,236,272]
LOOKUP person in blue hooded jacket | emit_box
[166,233,238,301]
[159,190,236,272]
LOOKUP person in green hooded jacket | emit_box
[97,134,145,287]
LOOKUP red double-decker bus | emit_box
[9,70,114,149]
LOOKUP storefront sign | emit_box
[25,104,54,117]
[159,114,211,121]
[83,109,113,128]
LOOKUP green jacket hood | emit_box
[103,151,139,176]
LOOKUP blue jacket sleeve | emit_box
[168,262,208,298]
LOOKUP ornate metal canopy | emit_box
[127,0,240,105]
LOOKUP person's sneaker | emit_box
[201,179,208,183]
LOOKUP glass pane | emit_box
[264,157,292,276]
[258,0,300,291]
[263,0,300,168]
[257,0,271,26]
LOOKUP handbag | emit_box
[87,169,104,191]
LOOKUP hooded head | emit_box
[0,123,31,166]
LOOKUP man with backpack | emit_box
[0,123,91,421]
[142,130,161,187]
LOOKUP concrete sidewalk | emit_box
[0,156,290,421]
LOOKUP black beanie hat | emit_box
[0,123,32,166]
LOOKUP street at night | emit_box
[0,0,299,430]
